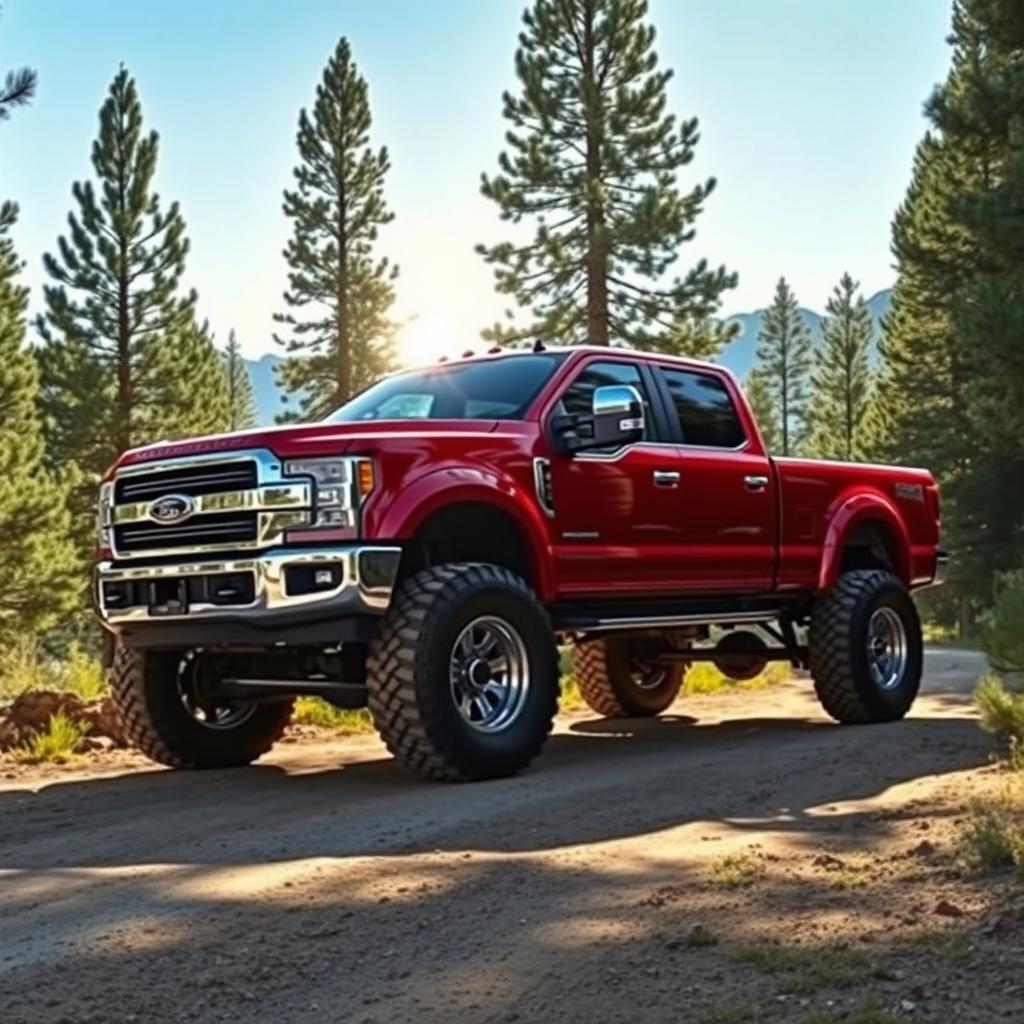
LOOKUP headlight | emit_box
[283,457,375,531]
[97,481,113,551]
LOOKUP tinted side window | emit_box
[560,361,658,441]
[660,369,745,448]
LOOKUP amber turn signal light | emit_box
[357,459,376,499]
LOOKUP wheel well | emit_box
[401,502,535,587]
[840,520,900,576]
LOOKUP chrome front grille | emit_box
[114,511,259,553]
[108,450,313,560]
[114,462,257,503]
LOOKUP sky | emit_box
[2,0,953,365]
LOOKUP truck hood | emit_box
[111,419,504,472]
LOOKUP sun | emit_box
[397,311,462,368]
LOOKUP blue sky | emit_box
[2,0,952,363]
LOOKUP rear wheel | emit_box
[573,636,684,718]
[366,563,559,781]
[809,569,922,723]
[110,644,293,768]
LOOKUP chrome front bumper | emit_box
[96,546,402,628]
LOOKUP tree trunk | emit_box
[583,0,609,345]
[116,149,132,454]
[336,184,351,404]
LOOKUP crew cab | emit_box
[96,346,945,781]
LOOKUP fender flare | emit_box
[373,467,556,602]
[817,492,912,592]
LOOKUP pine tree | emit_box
[147,318,231,440]
[0,64,35,120]
[478,0,736,354]
[808,273,873,461]
[0,203,78,643]
[274,38,398,421]
[36,67,218,562]
[923,0,1024,594]
[223,329,257,430]
[753,278,813,456]
[876,0,1024,624]
[743,368,781,454]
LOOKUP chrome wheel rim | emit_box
[449,616,531,733]
[630,657,669,691]
[866,607,908,691]
[177,652,256,730]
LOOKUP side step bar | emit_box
[556,608,785,632]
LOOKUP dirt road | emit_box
[1,648,1009,1024]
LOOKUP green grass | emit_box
[921,621,967,647]
[711,851,767,887]
[292,697,374,733]
[695,1004,756,1024]
[559,672,584,710]
[905,925,970,962]
[801,1000,906,1024]
[16,712,89,764]
[730,943,891,995]
[685,923,719,948]
[682,659,790,696]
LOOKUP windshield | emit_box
[326,353,565,422]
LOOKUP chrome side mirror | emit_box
[550,383,646,454]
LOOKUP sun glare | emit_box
[398,311,463,368]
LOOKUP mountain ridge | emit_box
[244,287,893,424]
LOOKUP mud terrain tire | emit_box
[367,563,558,782]
[573,637,684,718]
[810,569,922,724]
[110,644,293,768]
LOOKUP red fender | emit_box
[369,466,556,603]
[816,491,912,592]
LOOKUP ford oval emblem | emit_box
[148,493,196,525]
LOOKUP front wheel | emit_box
[109,644,293,768]
[809,569,922,724]
[366,563,559,782]
[573,636,685,718]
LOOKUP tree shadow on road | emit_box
[0,707,995,873]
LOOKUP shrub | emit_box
[16,711,89,764]
[59,643,106,699]
[0,638,105,701]
[292,697,373,733]
[974,673,1024,746]
[0,636,50,699]
[960,786,1024,875]
[981,568,1024,673]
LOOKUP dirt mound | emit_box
[0,689,125,751]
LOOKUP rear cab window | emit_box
[658,366,746,448]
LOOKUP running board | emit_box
[550,595,801,634]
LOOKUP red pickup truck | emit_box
[96,346,945,781]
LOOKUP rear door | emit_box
[653,365,776,592]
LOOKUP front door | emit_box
[544,357,690,597]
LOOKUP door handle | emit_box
[744,474,770,491]
[653,469,681,487]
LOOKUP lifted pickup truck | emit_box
[96,346,944,781]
